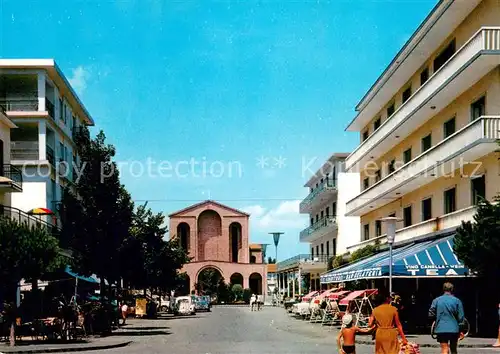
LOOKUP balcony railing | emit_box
[346,206,476,253]
[300,179,337,212]
[346,27,500,171]
[0,164,23,191]
[300,216,337,242]
[46,98,55,119]
[72,126,85,140]
[347,116,500,216]
[277,254,330,271]
[11,141,39,160]
[0,99,38,111]
[0,204,58,232]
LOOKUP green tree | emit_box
[454,197,500,287]
[231,284,243,301]
[0,218,62,346]
[242,288,252,304]
[196,269,222,295]
[120,204,189,294]
[61,129,134,299]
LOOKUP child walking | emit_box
[337,314,371,354]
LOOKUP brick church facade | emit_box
[169,200,267,295]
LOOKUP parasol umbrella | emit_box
[27,207,54,215]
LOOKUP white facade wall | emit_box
[336,172,361,255]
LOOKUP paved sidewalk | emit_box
[0,337,131,353]
[274,309,496,349]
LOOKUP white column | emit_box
[292,272,296,297]
[287,273,290,297]
[37,72,46,111]
[298,267,302,295]
[38,121,46,160]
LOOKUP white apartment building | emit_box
[321,0,500,292]
[0,59,94,223]
[0,105,22,206]
[294,153,359,290]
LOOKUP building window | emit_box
[471,96,486,121]
[422,198,432,221]
[310,217,314,225]
[387,102,395,117]
[403,205,412,227]
[421,134,432,153]
[320,243,324,256]
[374,117,381,130]
[363,178,369,190]
[316,245,319,256]
[363,130,369,141]
[59,142,65,161]
[433,39,456,72]
[403,148,412,164]
[332,202,337,216]
[316,214,319,222]
[320,210,324,219]
[444,187,456,214]
[333,239,337,256]
[375,169,381,182]
[444,117,456,138]
[326,207,330,217]
[363,224,369,241]
[402,86,412,103]
[59,98,63,120]
[375,220,382,237]
[389,212,396,217]
[471,175,486,205]
[420,67,429,86]
[326,241,330,258]
[387,159,395,174]
[311,248,314,257]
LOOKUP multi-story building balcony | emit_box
[345,27,500,172]
[10,141,39,161]
[0,204,58,233]
[299,215,337,243]
[346,206,475,253]
[276,254,330,272]
[299,178,337,213]
[346,115,500,216]
[0,164,23,192]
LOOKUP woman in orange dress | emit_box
[368,291,407,354]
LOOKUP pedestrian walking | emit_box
[337,313,371,354]
[493,303,500,347]
[368,290,408,354]
[428,282,464,354]
[121,302,129,325]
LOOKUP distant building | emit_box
[274,153,360,297]
[169,200,267,295]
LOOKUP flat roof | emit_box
[0,59,95,125]
[345,0,481,131]
[304,152,350,187]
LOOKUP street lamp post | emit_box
[380,217,402,294]
[269,232,284,262]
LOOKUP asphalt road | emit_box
[66,306,498,354]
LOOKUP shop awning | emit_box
[65,266,100,284]
[321,236,470,284]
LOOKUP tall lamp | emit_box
[269,232,283,262]
[380,217,402,294]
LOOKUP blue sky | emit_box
[1,0,437,260]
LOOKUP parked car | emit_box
[173,296,196,316]
[192,295,211,312]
